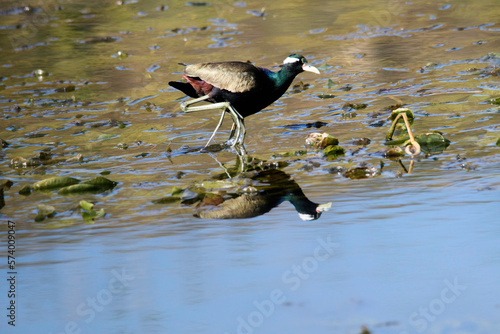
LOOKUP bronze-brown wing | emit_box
[184,62,258,93]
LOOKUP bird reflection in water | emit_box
[155,159,331,221]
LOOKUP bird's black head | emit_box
[282,54,320,75]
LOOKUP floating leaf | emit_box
[171,186,184,196]
[80,200,105,222]
[33,176,80,191]
[327,79,337,88]
[414,132,450,154]
[82,209,105,222]
[323,145,345,159]
[386,108,415,142]
[496,138,500,147]
[152,196,182,204]
[390,107,414,125]
[83,176,118,188]
[385,137,410,146]
[58,177,116,195]
[35,204,56,222]
[79,200,95,211]
[58,183,99,195]
[317,94,336,99]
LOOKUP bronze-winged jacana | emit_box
[168,54,320,148]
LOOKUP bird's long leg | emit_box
[224,104,246,148]
[180,95,210,112]
[228,123,236,141]
[180,97,245,148]
[237,119,246,146]
[203,110,226,148]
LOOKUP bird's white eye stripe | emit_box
[283,57,301,64]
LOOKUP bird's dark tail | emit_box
[168,81,198,98]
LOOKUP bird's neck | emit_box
[269,67,299,92]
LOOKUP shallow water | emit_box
[0,0,500,333]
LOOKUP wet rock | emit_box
[383,146,405,158]
[342,166,380,179]
[35,204,56,222]
[19,184,32,196]
[0,139,9,148]
[306,132,339,148]
[338,84,352,91]
[352,138,371,146]
[327,166,346,175]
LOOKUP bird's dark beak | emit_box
[302,64,320,74]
